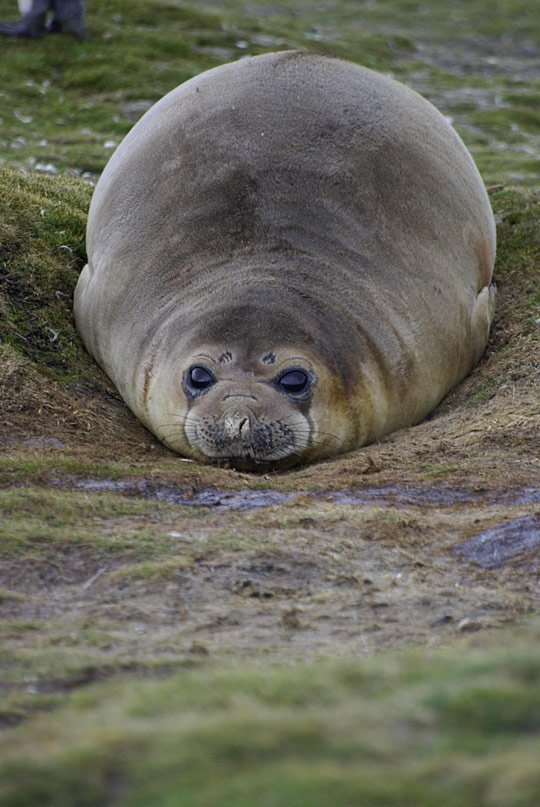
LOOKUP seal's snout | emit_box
[223,409,253,442]
[181,381,311,471]
[219,405,270,456]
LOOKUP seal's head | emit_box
[182,348,327,471]
[153,347,355,472]
[142,302,358,472]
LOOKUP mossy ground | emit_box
[0,0,539,185]
[0,0,539,804]
[2,620,540,807]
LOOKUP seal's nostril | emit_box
[223,411,252,441]
[239,417,251,440]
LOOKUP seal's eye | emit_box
[277,369,310,395]
[185,365,216,394]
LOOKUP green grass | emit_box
[0,170,92,380]
[1,620,540,806]
[491,189,540,316]
[0,1,230,177]
[0,0,539,184]
[0,484,212,559]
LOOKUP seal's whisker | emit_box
[156,420,186,429]
[158,424,340,446]
[287,429,340,444]
[159,431,184,441]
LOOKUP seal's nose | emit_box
[223,410,252,441]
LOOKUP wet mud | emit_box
[65,478,294,510]
[455,514,540,568]
[64,478,540,512]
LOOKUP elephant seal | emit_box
[74,51,496,471]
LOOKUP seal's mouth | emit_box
[182,407,311,472]
[208,454,300,473]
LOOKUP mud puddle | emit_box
[455,514,540,569]
[323,485,476,507]
[62,479,540,511]
[325,485,540,508]
[65,479,294,510]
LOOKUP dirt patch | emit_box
[62,478,295,509]
[0,345,158,452]
[2,477,538,694]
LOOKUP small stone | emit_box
[35,163,59,174]
[189,642,209,655]
[431,614,454,626]
[14,110,32,124]
[281,608,302,630]
[457,617,483,633]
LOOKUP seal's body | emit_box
[75,52,495,470]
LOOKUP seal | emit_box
[74,51,496,471]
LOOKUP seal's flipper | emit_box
[470,283,497,362]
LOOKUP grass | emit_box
[1,619,540,806]
[0,170,92,380]
[0,0,539,184]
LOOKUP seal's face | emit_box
[181,347,317,471]
[149,342,352,472]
